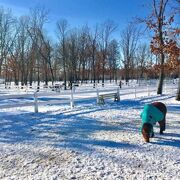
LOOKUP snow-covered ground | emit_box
[0,83,179,180]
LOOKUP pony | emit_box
[141,102,167,142]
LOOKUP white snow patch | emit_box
[0,87,179,179]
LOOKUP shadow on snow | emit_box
[0,97,179,151]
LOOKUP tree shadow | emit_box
[162,132,180,138]
[151,137,180,148]
[167,105,180,114]
[0,96,179,152]
[0,108,138,152]
[138,94,175,103]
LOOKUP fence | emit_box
[0,80,178,113]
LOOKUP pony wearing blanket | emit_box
[140,102,167,142]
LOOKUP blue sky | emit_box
[0,0,150,40]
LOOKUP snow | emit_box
[0,83,180,179]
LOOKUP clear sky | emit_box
[0,0,151,40]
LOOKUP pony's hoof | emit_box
[151,132,154,138]
[160,131,163,134]
[144,138,150,143]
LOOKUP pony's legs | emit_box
[142,123,153,142]
[151,132,154,138]
[152,102,167,135]
[142,133,150,142]
[158,119,166,134]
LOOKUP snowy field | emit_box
[0,81,179,180]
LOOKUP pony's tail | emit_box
[142,123,153,142]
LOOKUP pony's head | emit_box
[142,123,153,142]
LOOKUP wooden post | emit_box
[119,80,122,89]
[34,91,38,113]
[117,87,120,101]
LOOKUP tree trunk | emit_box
[37,66,40,90]
[102,63,105,87]
[176,74,180,101]
[157,53,165,94]
[92,56,96,88]
[45,69,48,86]
[47,56,54,85]
[29,68,33,87]
[125,66,129,85]
[102,53,105,87]
[63,64,67,90]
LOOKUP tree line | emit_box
[0,0,179,99]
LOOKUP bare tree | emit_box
[28,6,49,89]
[107,39,119,83]
[135,44,150,80]
[0,7,15,81]
[56,19,68,90]
[88,25,99,87]
[99,20,117,86]
[77,26,90,83]
[66,30,79,88]
[16,16,31,87]
[120,24,139,84]
[36,30,55,85]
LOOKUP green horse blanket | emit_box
[140,104,164,133]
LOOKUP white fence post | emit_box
[18,86,20,93]
[147,84,150,96]
[34,91,38,113]
[73,84,75,93]
[134,85,136,99]
[96,85,100,104]
[70,86,74,109]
